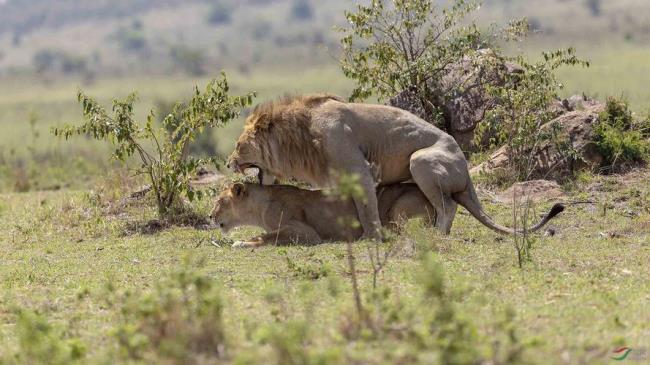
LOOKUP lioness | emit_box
[210,182,435,248]
[228,95,564,239]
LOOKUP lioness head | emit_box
[210,183,249,232]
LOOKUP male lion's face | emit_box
[228,137,264,174]
[210,183,248,232]
[228,136,274,183]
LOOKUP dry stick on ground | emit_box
[274,210,284,246]
[346,240,369,330]
[512,185,534,268]
[512,186,522,267]
[367,240,396,289]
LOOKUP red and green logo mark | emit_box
[612,347,633,361]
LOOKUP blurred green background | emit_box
[1,0,649,191]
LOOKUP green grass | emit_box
[1,2,649,362]
[555,44,650,112]
[0,170,648,363]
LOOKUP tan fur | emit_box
[229,95,564,238]
[211,183,434,248]
[231,94,342,184]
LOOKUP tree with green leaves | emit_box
[481,49,589,181]
[339,0,522,133]
[54,73,255,217]
[340,0,590,184]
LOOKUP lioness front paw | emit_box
[232,240,261,248]
[232,240,248,248]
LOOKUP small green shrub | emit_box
[280,249,330,280]
[107,258,227,363]
[484,48,589,182]
[155,99,219,157]
[594,97,650,169]
[339,0,498,110]
[8,309,86,365]
[639,110,650,138]
[54,73,254,218]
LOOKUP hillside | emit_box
[1,0,649,77]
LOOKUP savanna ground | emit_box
[1,0,650,363]
[1,165,649,363]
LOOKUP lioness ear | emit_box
[231,183,246,198]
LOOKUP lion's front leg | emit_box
[352,170,383,241]
[326,135,383,242]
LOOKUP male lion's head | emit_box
[227,94,342,185]
[210,183,249,232]
[227,130,268,177]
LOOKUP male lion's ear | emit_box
[231,183,246,198]
[254,113,273,131]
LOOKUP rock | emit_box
[564,94,602,111]
[471,102,605,181]
[388,49,524,151]
[495,180,567,204]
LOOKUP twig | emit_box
[347,240,366,326]
[274,210,284,246]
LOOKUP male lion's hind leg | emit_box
[232,222,322,248]
[409,148,464,235]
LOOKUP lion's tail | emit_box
[452,182,564,235]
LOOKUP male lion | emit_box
[228,94,564,239]
[211,182,435,248]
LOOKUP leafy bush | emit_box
[254,320,342,365]
[339,0,513,123]
[639,110,650,138]
[107,258,227,362]
[54,73,254,218]
[280,249,330,280]
[155,99,219,157]
[7,309,86,365]
[339,0,590,183]
[418,252,481,364]
[482,48,589,182]
[594,97,649,169]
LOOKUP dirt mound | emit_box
[495,180,567,204]
[471,98,605,181]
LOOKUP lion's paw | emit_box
[232,240,247,248]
